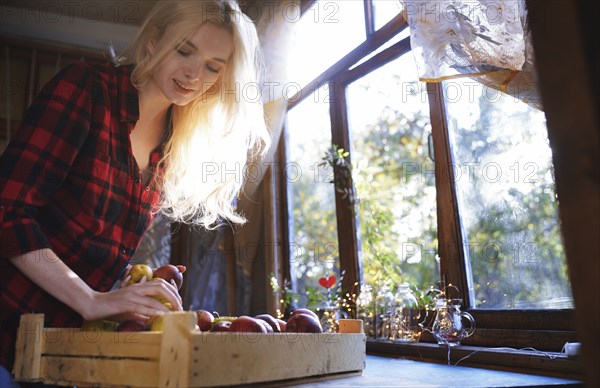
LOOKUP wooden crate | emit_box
[13,312,366,387]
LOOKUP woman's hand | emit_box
[82,277,183,322]
[10,249,183,323]
[120,264,187,288]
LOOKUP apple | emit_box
[210,321,232,332]
[285,313,323,333]
[116,320,148,332]
[148,315,164,331]
[256,319,274,333]
[196,310,215,331]
[81,319,118,332]
[149,288,169,304]
[153,264,184,289]
[229,316,267,333]
[129,264,153,284]
[290,308,319,321]
[255,314,281,333]
[276,318,287,332]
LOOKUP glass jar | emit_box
[318,301,348,333]
[375,284,395,340]
[391,282,421,342]
[356,284,375,338]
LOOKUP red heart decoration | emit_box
[319,275,337,289]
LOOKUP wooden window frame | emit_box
[280,0,580,378]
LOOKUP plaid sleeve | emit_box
[0,64,93,260]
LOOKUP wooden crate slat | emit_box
[14,313,366,387]
[42,329,161,359]
[41,356,159,387]
[158,312,196,387]
[189,333,366,387]
[13,314,44,380]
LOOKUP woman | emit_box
[0,0,269,372]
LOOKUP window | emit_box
[443,78,572,310]
[288,0,365,87]
[346,52,438,292]
[280,0,575,360]
[286,86,340,304]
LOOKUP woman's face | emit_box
[148,22,234,106]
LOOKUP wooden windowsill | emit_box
[367,340,583,380]
[286,354,583,387]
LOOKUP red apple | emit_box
[153,264,184,289]
[276,318,287,332]
[210,321,232,332]
[285,313,323,333]
[229,316,267,333]
[256,319,274,333]
[196,310,215,332]
[255,314,281,333]
[116,320,148,332]
[290,308,319,320]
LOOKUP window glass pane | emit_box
[288,0,365,88]
[347,53,439,292]
[286,86,340,308]
[373,0,403,30]
[444,79,573,309]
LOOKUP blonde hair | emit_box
[117,0,269,228]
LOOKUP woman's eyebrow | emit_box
[182,40,198,51]
[181,40,228,64]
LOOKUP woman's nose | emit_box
[184,64,202,82]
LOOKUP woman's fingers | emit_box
[133,278,183,311]
[86,275,183,321]
[120,275,132,288]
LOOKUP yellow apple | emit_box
[129,264,153,284]
[81,319,118,332]
[151,293,169,304]
[148,315,164,331]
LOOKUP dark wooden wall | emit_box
[527,1,600,386]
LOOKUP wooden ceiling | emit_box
[5,1,295,25]
[6,1,159,25]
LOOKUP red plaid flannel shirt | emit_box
[0,62,167,369]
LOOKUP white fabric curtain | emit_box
[402,0,541,109]
[235,0,299,315]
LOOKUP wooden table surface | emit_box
[289,355,582,387]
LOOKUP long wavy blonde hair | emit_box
[117,0,269,228]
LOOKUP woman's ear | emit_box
[147,38,156,56]
[146,27,160,56]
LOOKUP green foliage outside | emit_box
[283,76,571,314]
[445,82,572,309]
[353,106,439,293]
